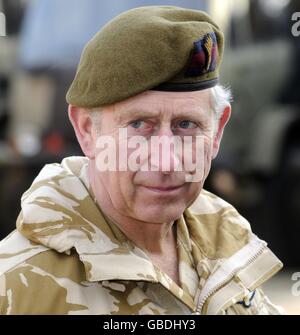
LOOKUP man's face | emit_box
[90,89,216,224]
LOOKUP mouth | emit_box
[141,184,185,194]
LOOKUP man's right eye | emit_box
[129,120,145,129]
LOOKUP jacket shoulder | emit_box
[189,189,251,230]
[0,232,87,315]
[0,230,49,276]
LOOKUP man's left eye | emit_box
[177,120,197,129]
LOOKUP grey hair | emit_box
[89,84,232,134]
[210,84,232,123]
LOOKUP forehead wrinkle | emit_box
[113,94,210,124]
[160,97,209,121]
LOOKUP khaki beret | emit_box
[66,6,224,108]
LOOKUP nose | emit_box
[149,129,182,173]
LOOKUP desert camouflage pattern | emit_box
[0,156,284,314]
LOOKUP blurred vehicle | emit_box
[207,0,300,266]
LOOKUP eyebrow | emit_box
[116,107,207,124]
[116,109,153,124]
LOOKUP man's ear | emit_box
[212,104,231,159]
[68,105,95,158]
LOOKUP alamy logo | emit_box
[291,12,300,37]
[94,129,206,182]
[0,11,6,37]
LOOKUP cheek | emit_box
[203,138,214,174]
[103,171,137,207]
[118,172,136,197]
[189,136,213,166]
[204,138,214,161]
[202,133,214,151]
[198,134,213,161]
[185,136,213,184]
[187,181,202,195]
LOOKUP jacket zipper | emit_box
[192,236,268,315]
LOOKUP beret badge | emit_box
[185,32,219,78]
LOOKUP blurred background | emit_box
[0,0,299,314]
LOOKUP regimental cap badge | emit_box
[185,32,219,78]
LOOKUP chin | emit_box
[135,204,186,224]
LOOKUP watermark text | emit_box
[291,12,300,37]
[291,272,300,297]
[95,129,206,182]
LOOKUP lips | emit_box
[141,184,184,193]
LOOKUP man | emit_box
[0,6,284,315]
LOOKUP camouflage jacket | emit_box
[0,156,284,315]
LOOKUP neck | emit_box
[108,212,176,254]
